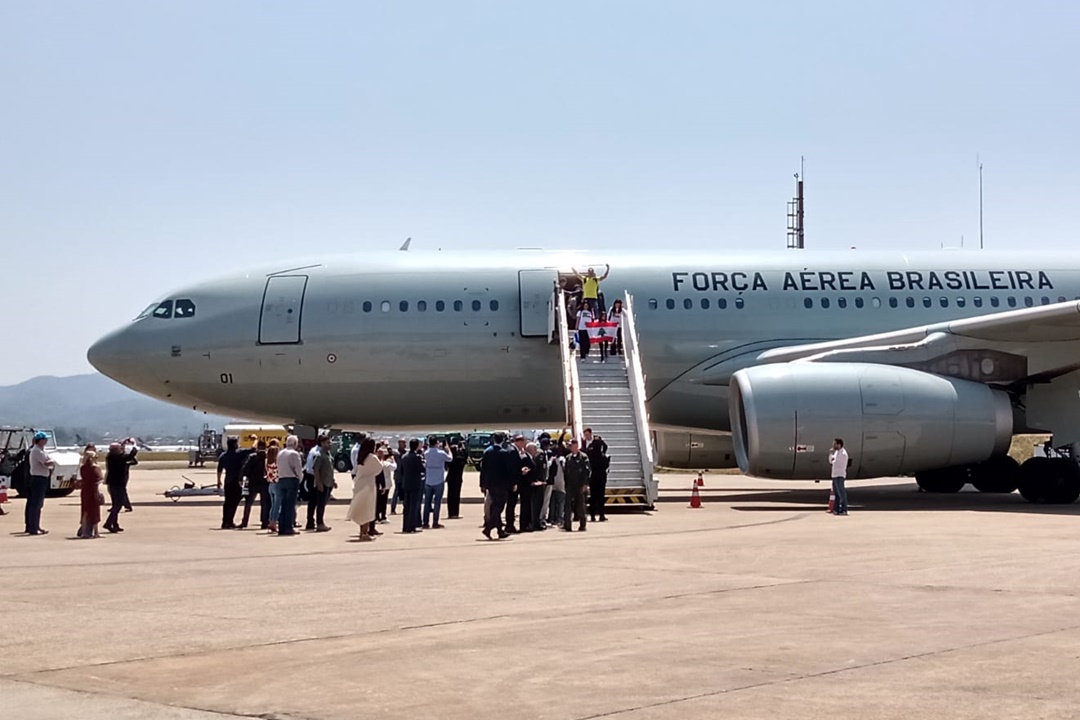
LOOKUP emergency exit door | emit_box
[518,269,558,337]
[259,275,308,344]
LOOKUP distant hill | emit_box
[0,374,233,443]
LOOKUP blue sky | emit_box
[2,1,1078,383]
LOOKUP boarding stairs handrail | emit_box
[556,287,584,440]
[621,294,658,505]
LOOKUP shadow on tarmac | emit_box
[658,482,1080,516]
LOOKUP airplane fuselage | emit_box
[89,251,1080,442]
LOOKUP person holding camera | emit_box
[105,438,139,533]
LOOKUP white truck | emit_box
[0,427,82,497]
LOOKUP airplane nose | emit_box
[87,327,131,382]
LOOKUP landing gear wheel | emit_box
[335,458,349,473]
[915,467,968,493]
[971,456,1021,493]
[1018,457,1080,504]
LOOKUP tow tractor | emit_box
[0,427,81,497]
[187,424,223,467]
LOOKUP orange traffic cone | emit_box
[689,477,702,508]
[0,484,7,505]
[696,471,704,487]
[826,486,835,514]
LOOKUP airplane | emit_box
[88,250,1080,504]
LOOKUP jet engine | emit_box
[729,363,1012,479]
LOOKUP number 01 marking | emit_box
[220,373,234,384]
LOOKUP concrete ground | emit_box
[3,467,1080,720]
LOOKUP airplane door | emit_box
[259,275,308,345]
[518,269,558,337]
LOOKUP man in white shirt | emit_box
[274,436,304,536]
[423,441,452,529]
[25,432,55,535]
[828,438,850,516]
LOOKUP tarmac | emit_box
[3,466,1080,720]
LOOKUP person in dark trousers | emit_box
[609,298,625,356]
[829,437,850,516]
[104,440,139,533]
[217,438,253,530]
[584,429,610,522]
[576,305,594,360]
[390,438,406,515]
[399,439,426,533]
[239,441,269,529]
[307,435,334,532]
[445,443,468,519]
[505,435,530,532]
[562,439,591,532]
[525,442,548,532]
[25,432,55,535]
[482,436,512,540]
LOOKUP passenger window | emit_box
[1007,296,1017,308]
[957,297,966,308]
[1057,296,1066,303]
[152,300,173,319]
[700,298,710,309]
[417,300,427,312]
[735,297,745,309]
[1024,296,1033,308]
[381,301,390,312]
[889,297,898,308]
[906,297,915,308]
[648,299,658,310]
[454,300,463,312]
[362,301,372,313]
[666,299,675,310]
[821,297,830,309]
[974,297,983,307]
[174,299,196,318]
[939,297,948,308]
[718,298,727,309]
[1042,297,1051,305]
[683,298,692,310]
[490,300,499,311]
[838,297,847,309]
[436,300,445,312]
[804,298,813,309]
[856,297,866,309]
[990,297,999,307]
[471,300,481,312]
[923,297,932,308]
[400,300,409,312]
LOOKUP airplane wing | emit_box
[757,300,1080,383]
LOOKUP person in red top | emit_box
[78,446,102,539]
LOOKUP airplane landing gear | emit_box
[915,467,968,493]
[970,455,1021,493]
[1018,457,1080,504]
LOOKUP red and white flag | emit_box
[585,321,618,342]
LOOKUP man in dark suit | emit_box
[482,435,512,540]
[399,439,426,534]
[505,434,531,533]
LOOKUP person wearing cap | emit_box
[24,432,55,535]
[562,439,591,532]
[504,434,531,533]
[104,439,139,534]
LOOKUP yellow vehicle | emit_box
[223,424,289,448]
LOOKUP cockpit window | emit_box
[174,299,196,318]
[135,303,158,320]
[152,300,174,319]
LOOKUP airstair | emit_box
[554,292,658,509]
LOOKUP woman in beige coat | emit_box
[345,438,380,541]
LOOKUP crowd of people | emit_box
[564,266,625,361]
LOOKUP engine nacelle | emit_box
[729,363,1012,479]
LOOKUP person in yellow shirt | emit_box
[573,264,610,314]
